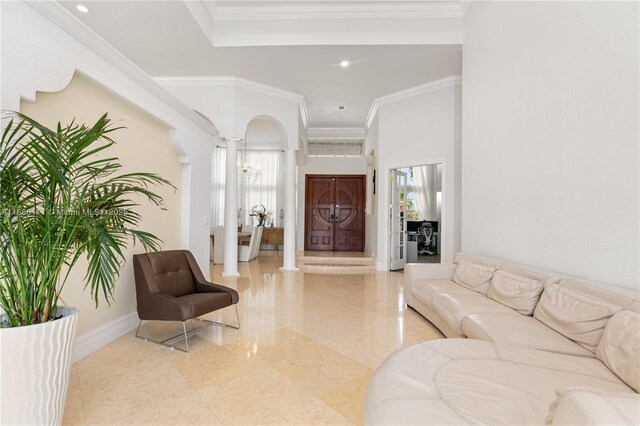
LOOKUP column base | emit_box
[222,271,240,277]
[279,267,300,272]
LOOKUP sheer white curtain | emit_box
[211,149,283,226]
[413,165,437,221]
[241,150,282,225]
[211,147,226,226]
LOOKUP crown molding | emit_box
[365,102,380,130]
[154,76,309,130]
[374,75,462,106]
[183,0,216,45]
[460,0,475,17]
[183,0,463,46]
[298,99,309,130]
[26,1,219,138]
[366,75,462,129]
[213,1,466,21]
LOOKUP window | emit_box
[399,167,422,221]
[211,148,283,226]
[241,150,282,225]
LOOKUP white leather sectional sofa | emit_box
[365,254,640,425]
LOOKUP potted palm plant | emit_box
[0,112,172,425]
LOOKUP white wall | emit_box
[21,75,183,337]
[246,117,284,146]
[375,79,462,270]
[296,157,367,250]
[1,2,217,271]
[234,86,299,149]
[462,1,639,289]
[158,78,301,149]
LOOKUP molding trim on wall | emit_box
[214,7,463,21]
[24,1,219,138]
[183,0,216,45]
[183,1,463,47]
[71,312,139,363]
[460,1,475,17]
[155,76,309,130]
[298,101,309,131]
[366,75,462,130]
[307,127,366,139]
[187,0,466,21]
[365,102,380,130]
[374,75,462,106]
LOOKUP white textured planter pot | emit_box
[0,307,78,425]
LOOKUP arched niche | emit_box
[244,115,288,149]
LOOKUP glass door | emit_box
[390,169,407,270]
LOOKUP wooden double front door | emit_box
[305,175,365,251]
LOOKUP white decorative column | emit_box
[223,138,240,277]
[281,148,299,272]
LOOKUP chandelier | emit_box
[238,138,261,183]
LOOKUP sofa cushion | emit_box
[534,283,621,353]
[462,312,594,358]
[411,279,477,310]
[453,261,496,295]
[547,388,640,425]
[487,270,544,315]
[432,293,515,336]
[365,339,633,425]
[556,278,640,313]
[596,310,640,393]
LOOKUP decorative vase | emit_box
[0,307,78,425]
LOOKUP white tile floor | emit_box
[64,253,442,425]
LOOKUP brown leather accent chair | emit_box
[133,250,239,352]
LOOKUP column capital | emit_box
[222,137,244,146]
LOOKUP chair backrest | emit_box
[134,250,232,322]
[250,226,264,259]
[134,250,196,298]
[148,251,196,297]
[420,225,433,241]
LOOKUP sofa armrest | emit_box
[405,263,457,283]
[404,263,457,306]
[181,250,239,304]
[196,282,239,304]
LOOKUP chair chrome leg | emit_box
[135,319,209,353]
[135,320,143,338]
[182,321,189,352]
[136,306,240,352]
[235,304,240,329]
[199,304,240,329]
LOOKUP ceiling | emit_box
[59,1,462,128]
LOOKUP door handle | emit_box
[330,213,335,223]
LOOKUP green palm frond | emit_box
[0,112,174,326]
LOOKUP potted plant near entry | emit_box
[249,204,272,227]
[0,113,172,425]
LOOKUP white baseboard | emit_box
[72,312,139,363]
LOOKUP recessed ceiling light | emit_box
[340,60,350,68]
[76,4,89,13]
